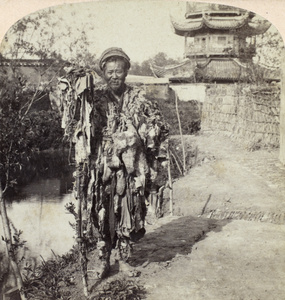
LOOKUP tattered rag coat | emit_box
[58,71,168,247]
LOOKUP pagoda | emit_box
[152,2,271,82]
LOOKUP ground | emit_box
[66,132,285,300]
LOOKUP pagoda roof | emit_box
[196,58,249,81]
[151,58,248,81]
[151,57,280,83]
[150,60,195,80]
[237,20,272,36]
[171,13,271,37]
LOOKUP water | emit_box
[0,152,77,261]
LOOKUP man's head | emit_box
[99,48,130,95]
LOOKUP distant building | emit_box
[151,2,277,83]
[0,58,68,89]
[0,58,69,111]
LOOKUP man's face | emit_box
[103,59,128,94]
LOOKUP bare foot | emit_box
[119,260,141,277]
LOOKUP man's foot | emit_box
[115,238,133,262]
[96,259,110,279]
[96,240,111,279]
[118,260,140,277]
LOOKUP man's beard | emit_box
[109,80,125,94]
[110,80,121,89]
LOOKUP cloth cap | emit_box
[99,47,131,70]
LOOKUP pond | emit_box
[0,151,76,261]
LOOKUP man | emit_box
[59,47,168,279]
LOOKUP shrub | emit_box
[154,97,201,135]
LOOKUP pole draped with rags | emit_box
[58,69,97,297]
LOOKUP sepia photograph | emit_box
[0,0,284,299]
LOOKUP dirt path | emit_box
[123,133,285,300]
[174,133,285,218]
[136,218,285,300]
[80,133,285,300]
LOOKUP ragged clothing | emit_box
[90,84,168,245]
[57,69,168,248]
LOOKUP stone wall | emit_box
[201,83,281,150]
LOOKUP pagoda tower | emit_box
[152,2,271,82]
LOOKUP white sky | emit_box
[58,0,187,62]
[0,0,285,63]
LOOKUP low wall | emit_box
[170,83,206,102]
[126,75,170,101]
[201,83,281,150]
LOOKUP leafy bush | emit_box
[91,279,146,300]
[23,249,78,300]
[26,110,65,151]
[0,76,66,192]
[154,96,201,135]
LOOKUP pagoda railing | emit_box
[185,44,255,58]
[186,46,237,56]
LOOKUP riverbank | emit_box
[3,132,285,299]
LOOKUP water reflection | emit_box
[10,177,73,203]
[0,177,76,261]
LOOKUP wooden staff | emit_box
[75,161,89,297]
[167,146,174,216]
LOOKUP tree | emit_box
[129,52,182,76]
[0,77,31,300]
[152,52,179,66]
[1,7,97,68]
[0,7,98,298]
[244,26,284,83]
[254,26,284,69]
